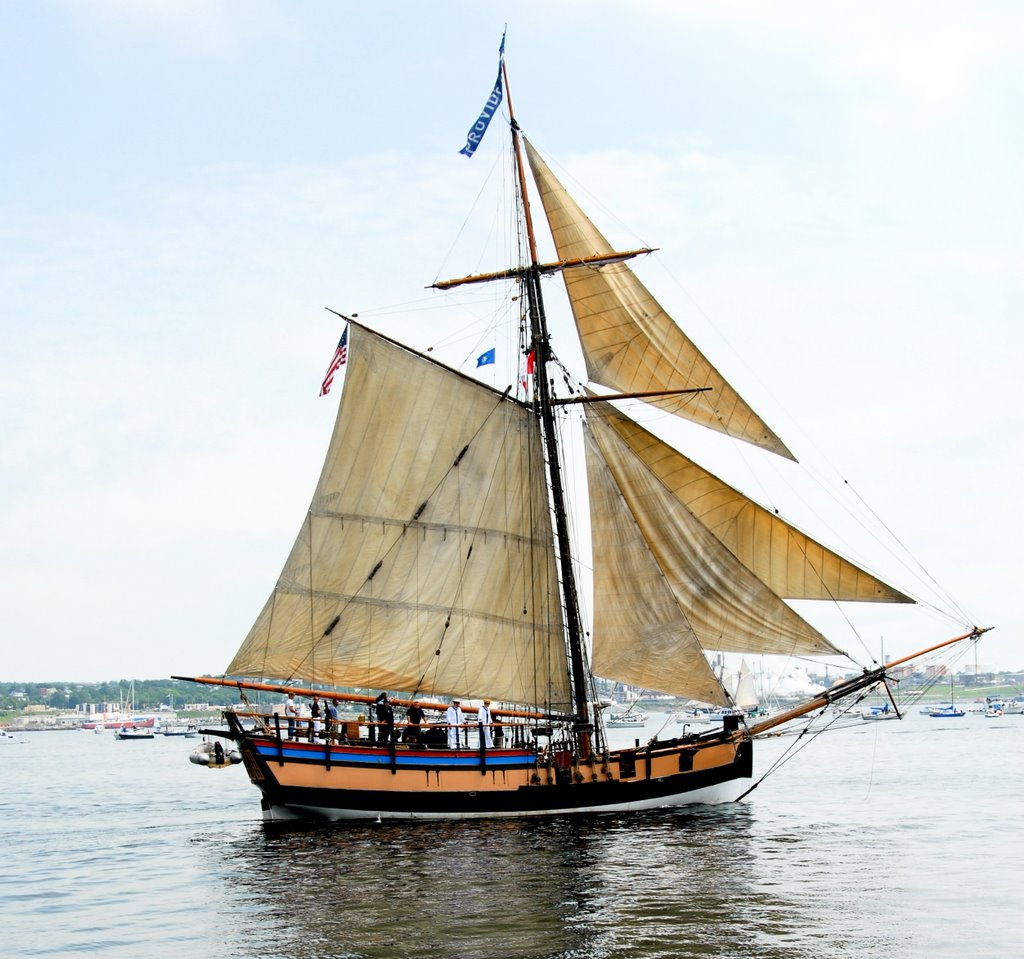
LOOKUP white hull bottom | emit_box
[260,780,743,823]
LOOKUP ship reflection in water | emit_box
[215,805,820,959]
[5,722,1022,958]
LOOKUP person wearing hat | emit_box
[445,699,464,749]
[478,699,494,749]
[373,692,395,745]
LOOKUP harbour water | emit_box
[2,711,1021,958]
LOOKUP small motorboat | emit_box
[189,740,243,768]
[114,726,156,740]
[161,723,199,737]
[606,710,648,728]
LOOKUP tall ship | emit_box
[177,43,987,822]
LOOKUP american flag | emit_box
[319,327,348,396]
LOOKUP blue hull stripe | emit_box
[252,740,536,769]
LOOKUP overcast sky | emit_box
[3,1,1021,683]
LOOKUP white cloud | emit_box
[2,3,1021,678]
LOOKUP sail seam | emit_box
[308,508,552,550]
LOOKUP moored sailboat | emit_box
[928,673,966,717]
[175,41,988,821]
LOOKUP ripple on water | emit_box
[3,720,1023,958]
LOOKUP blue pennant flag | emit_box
[459,31,506,158]
[476,348,496,368]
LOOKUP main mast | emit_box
[502,61,592,737]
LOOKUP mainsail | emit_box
[524,140,795,461]
[227,324,571,709]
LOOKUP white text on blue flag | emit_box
[459,32,506,157]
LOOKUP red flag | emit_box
[520,349,536,393]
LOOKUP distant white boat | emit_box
[676,707,711,725]
[676,706,744,725]
[606,710,647,728]
[161,723,199,738]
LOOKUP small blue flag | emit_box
[476,348,496,367]
[459,31,506,158]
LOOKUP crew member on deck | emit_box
[310,697,322,741]
[405,701,425,746]
[284,692,297,739]
[374,693,395,745]
[446,699,464,749]
[478,699,494,748]
[326,699,339,738]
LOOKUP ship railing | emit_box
[229,709,546,749]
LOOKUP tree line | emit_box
[0,678,242,712]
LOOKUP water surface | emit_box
[2,713,1020,958]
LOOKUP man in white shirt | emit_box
[284,692,297,739]
[445,699,464,749]
[478,699,494,748]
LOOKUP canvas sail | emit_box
[585,399,848,693]
[589,399,913,605]
[733,660,759,712]
[585,426,732,705]
[524,139,794,461]
[227,324,571,708]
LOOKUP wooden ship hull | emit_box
[223,714,752,821]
